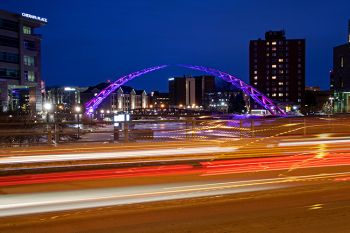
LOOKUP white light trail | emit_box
[0,147,236,165]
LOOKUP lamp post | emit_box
[329,97,334,115]
[43,102,53,144]
[75,105,81,139]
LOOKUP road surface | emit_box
[0,134,350,232]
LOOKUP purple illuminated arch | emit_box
[85,65,286,116]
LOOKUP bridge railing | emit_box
[0,116,349,147]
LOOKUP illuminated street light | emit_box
[74,105,82,139]
[74,106,81,113]
[43,102,53,112]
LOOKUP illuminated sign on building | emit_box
[64,87,76,91]
[21,13,48,23]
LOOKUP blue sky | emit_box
[2,0,350,91]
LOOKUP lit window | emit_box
[254,82,257,85]
[254,76,258,80]
[24,71,35,82]
[272,41,277,45]
[24,55,35,66]
[272,64,277,68]
[272,93,277,97]
[272,47,276,51]
[278,59,283,62]
[254,70,257,74]
[23,26,31,34]
[266,42,270,45]
[272,76,277,80]
[278,82,283,85]
[278,93,283,97]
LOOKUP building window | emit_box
[278,59,283,62]
[272,76,277,80]
[0,52,19,63]
[0,35,19,48]
[272,41,277,45]
[0,68,19,78]
[278,93,284,97]
[24,71,35,82]
[254,76,258,80]
[24,40,36,50]
[271,64,277,68]
[24,55,35,66]
[23,26,31,34]
[272,93,277,97]
[278,82,283,85]
[0,18,19,32]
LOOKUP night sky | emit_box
[1,0,350,92]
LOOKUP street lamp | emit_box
[75,105,81,139]
[43,102,53,144]
[329,97,334,115]
[43,102,53,123]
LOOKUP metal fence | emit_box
[0,116,350,147]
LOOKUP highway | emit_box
[0,134,350,232]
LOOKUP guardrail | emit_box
[0,116,349,147]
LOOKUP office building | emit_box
[169,75,215,108]
[332,20,350,113]
[149,91,170,108]
[46,86,86,110]
[249,30,305,110]
[204,90,248,113]
[0,10,47,112]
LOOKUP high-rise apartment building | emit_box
[331,20,350,113]
[0,10,47,112]
[249,31,305,109]
[169,75,215,108]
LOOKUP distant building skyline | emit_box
[1,1,349,92]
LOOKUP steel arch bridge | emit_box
[85,65,286,116]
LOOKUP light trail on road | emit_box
[2,171,350,217]
[0,146,236,165]
[1,151,350,186]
